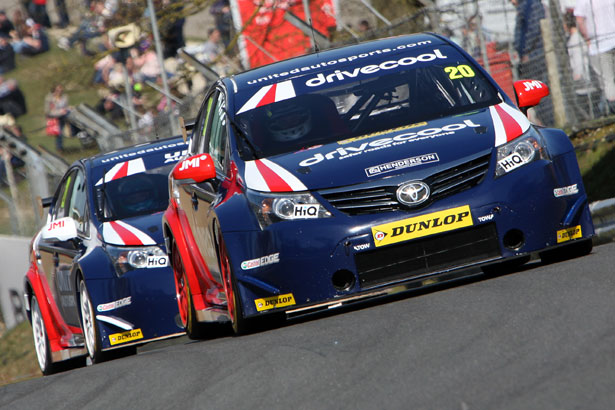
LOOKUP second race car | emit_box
[24,136,188,374]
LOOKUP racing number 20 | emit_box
[444,65,475,79]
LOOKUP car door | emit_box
[37,167,89,326]
[189,89,230,285]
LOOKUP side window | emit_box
[53,171,75,220]
[67,170,88,234]
[208,93,228,172]
[191,92,217,155]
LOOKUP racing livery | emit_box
[24,137,188,374]
[163,34,594,336]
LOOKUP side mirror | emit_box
[513,80,550,115]
[172,153,216,184]
[41,217,79,242]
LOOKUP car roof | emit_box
[228,33,449,88]
[83,136,187,171]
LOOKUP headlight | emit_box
[495,127,549,177]
[246,190,332,229]
[106,245,169,275]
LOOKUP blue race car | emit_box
[24,137,188,374]
[163,33,594,336]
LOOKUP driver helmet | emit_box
[266,100,312,142]
[117,174,156,214]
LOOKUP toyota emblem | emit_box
[396,181,430,206]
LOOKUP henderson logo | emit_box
[371,205,473,247]
[365,153,439,177]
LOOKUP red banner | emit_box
[230,0,337,69]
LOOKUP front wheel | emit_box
[79,279,105,363]
[31,295,59,375]
[217,233,250,335]
[171,239,207,339]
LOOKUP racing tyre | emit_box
[31,295,60,375]
[171,240,207,339]
[540,238,593,264]
[79,279,105,363]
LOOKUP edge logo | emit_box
[372,205,473,247]
[553,184,578,198]
[241,253,280,270]
[254,293,296,312]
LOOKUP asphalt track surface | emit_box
[2,242,614,410]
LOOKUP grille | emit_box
[355,224,500,288]
[319,153,491,215]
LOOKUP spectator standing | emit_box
[55,0,70,28]
[511,0,553,125]
[210,0,232,47]
[0,33,15,74]
[575,0,615,114]
[28,0,51,28]
[0,11,15,37]
[44,84,70,152]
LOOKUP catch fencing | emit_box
[336,0,609,130]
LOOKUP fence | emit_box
[333,0,611,130]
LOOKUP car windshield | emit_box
[95,164,173,221]
[234,46,500,159]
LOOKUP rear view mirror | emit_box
[172,153,216,184]
[513,80,550,115]
[41,217,79,242]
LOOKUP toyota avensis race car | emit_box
[163,33,594,336]
[24,137,188,374]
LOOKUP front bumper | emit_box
[87,266,184,350]
[226,156,595,319]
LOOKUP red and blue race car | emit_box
[24,137,188,374]
[163,33,594,336]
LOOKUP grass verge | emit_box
[0,321,41,386]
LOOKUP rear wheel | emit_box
[31,295,59,375]
[171,239,207,339]
[540,238,593,264]
[79,279,105,363]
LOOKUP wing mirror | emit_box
[41,216,79,242]
[172,153,216,184]
[513,80,550,116]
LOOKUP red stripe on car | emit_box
[110,221,143,245]
[254,159,293,192]
[494,104,522,142]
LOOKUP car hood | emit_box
[101,212,165,247]
[243,102,531,191]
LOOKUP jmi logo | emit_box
[109,328,143,346]
[556,225,582,243]
[371,205,473,247]
[254,293,296,312]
